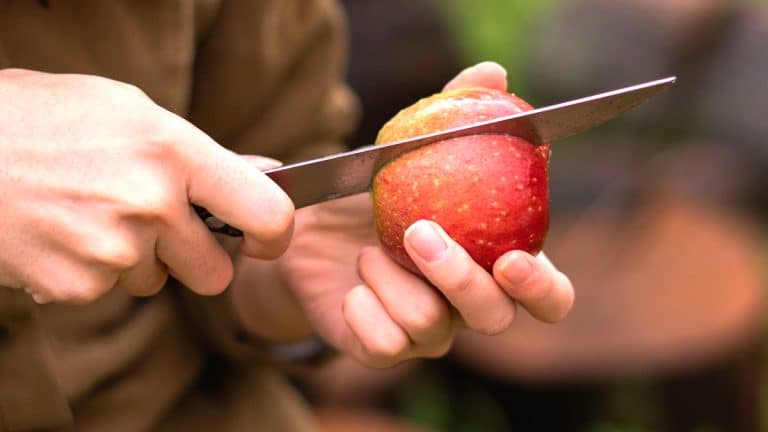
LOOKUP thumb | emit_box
[443,61,508,92]
[178,123,295,259]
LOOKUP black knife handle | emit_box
[193,205,244,237]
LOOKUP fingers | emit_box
[115,255,168,297]
[343,285,411,368]
[22,208,226,301]
[443,61,508,92]
[1,73,276,305]
[404,220,517,335]
[493,251,574,323]
[133,127,288,293]
[357,247,453,347]
[156,205,234,295]
[177,119,295,259]
[341,246,457,368]
[21,252,117,304]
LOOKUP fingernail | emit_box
[406,220,447,262]
[501,252,533,285]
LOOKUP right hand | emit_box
[0,69,294,304]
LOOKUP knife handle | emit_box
[193,205,244,237]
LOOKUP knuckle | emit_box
[127,282,162,298]
[109,167,178,224]
[423,339,454,359]
[126,180,177,223]
[364,331,409,360]
[247,206,295,259]
[505,267,551,302]
[63,277,110,304]
[80,234,142,270]
[77,75,139,103]
[355,246,379,281]
[84,74,148,102]
[146,270,170,295]
[119,82,149,98]
[209,259,235,294]
[445,266,476,296]
[263,196,296,241]
[356,246,376,266]
[124,267,169,297]
[135,118,187,168]
[476,311,515,336]
[401,304,445,335]
[0,68,33,78]
[186,252,233,296]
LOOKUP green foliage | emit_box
[398,368,508,432]
[590,423,654,432]
[599,379,659,429]
[432,0,560,92]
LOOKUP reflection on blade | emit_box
[264,77,676,209]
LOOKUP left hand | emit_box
[270,62,573,368]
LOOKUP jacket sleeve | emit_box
[176,0,359,363]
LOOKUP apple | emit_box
[371,87,550,274]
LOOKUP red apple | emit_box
[371,87,550,274]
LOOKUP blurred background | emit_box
[299,0,768,430]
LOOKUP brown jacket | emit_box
[0,1,357,430]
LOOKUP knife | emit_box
[197,76,676,237]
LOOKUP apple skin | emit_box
[372,87,550,274]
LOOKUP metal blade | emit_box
[264,76,675,209]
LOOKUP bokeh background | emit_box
[299,1,768,431]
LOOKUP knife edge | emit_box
[264,76,676,208]
[199,76,676,235]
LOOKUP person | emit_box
[0,1,573,431]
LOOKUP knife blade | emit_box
[198,76,675,236]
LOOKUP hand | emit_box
[0,69,294,303]
[236,62,573,368]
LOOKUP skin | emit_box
[0,62,573,369]
[0,68,294,303]
[232,62,575,368]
